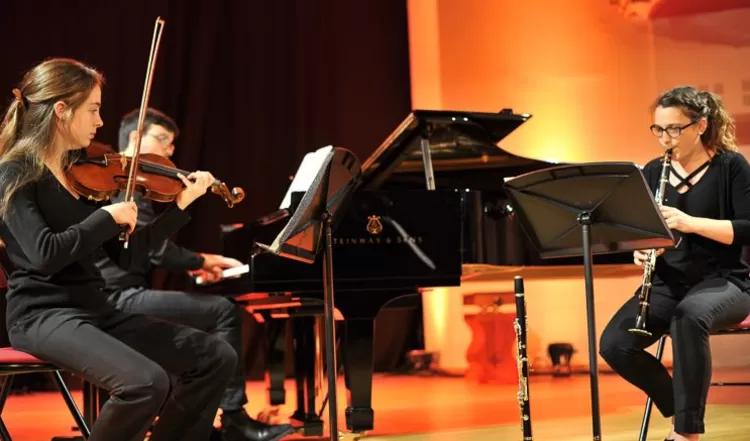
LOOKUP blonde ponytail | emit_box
[0,92,26,158]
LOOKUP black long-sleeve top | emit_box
[95,193,204,292]
[0,162,192,326]
[641,150,750,292]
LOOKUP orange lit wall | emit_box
[407,0,750,373]
[407,0,750,165]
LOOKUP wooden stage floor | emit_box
[1,369,748,440]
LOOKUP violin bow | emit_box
[121,17,166,247]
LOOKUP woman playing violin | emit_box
[0,57,237,441]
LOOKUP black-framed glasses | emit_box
[146,132,173,145]
[649,120,697,138]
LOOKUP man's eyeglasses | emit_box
[146,133,172,145]
[649,120,697,138]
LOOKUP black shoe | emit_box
[210,427,224,441]
[221,410,295,441]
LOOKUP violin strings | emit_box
[104,154,190,178]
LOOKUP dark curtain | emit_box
[1,0,412,251]
[0,0,421,389]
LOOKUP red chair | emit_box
[0,256,90,440]
[637,313,750,441]
[0,348,90,440]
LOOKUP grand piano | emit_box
[197,109,630,436]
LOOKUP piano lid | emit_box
[360,109,538,190]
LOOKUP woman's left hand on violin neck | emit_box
[175,171,216,210]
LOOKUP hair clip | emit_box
[11,88,27,111]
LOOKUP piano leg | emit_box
[342,317,375,433]
[291,316,324,436]
[264,314,287,406]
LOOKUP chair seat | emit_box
[727,314,750,330]
[0,347,51,365]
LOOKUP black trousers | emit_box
[599,277,750,434]
[7,306,237,441]
[108,287,248,411]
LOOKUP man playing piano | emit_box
[94,108,294,441]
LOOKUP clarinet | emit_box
[628,147,673,337]
[513,275,533,441]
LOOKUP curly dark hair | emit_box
[652,85,737,153]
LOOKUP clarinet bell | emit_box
[628,313,652,337]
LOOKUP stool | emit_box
[0,347,90,440]
[637,313,750,441]
[548,343,575,377]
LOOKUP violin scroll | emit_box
[211,182,246,208]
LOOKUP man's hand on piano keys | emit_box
[188,268,222,284]
[199,253,243,271]
[188,253,244,285]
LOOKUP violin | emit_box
[63,17,244,246]
[66,141,246,208]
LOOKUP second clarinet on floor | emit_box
[514,275,533,441]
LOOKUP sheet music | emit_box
[279,145,334,210]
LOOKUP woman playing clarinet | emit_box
[599,85,750,441]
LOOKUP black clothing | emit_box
[95,192,204,291]
[0,164,189,326]
[97,191,251,412]
[600,278,750,433]
[655,158,721,289]
[642,151,750,291]
[0,163,237,441]
[599,150,750,434]
[8,305,237,441]
[109,287,248,410]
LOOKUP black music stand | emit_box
[504,162,675,441]
[255,145,362,440]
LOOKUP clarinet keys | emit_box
[628,147,673,337]
[514,275,534,441]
